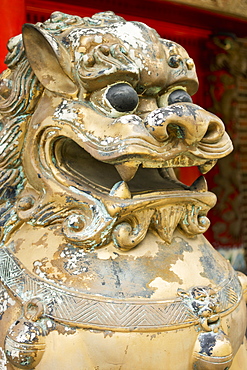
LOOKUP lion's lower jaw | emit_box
[15,182,216,251]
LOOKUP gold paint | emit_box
[0,10,245,369]
[32,233,49,248]
[186,58,195,70]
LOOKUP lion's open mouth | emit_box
[54,137,216,197]
[32,121,222,249]
[47,136,217,248]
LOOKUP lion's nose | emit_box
[144,104,225,146]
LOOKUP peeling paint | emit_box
[0,347,7,370]
[44,235,195,298]
[0,9,241,369]
[0,285,16,320]
[199,243,228,284]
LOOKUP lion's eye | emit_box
[158,87,192,108]
[90,82,139,118]
[168,89,192,105]
[105,83,139,112]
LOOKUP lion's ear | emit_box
[22,24,78,97]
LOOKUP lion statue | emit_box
[0,10,246,369]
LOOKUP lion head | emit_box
[0,11,233,251]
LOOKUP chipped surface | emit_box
[0,286,15,320]
[0,9,245,370]
[0,347,7,370]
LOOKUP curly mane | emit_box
[0,31,44,241]
[0,11,128,243]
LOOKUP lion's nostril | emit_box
[145,106,227,146]
[202,121,225,144]
[167,123,185,139]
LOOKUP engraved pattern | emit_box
[218,276,241,311]
[0,248,242,332]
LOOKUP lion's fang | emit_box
[198,160,217,174]
[109,181,132,199]
[190,176,208,192]
[115,162,139,182]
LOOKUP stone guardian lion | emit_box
[0,10,246,370]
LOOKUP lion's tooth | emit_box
[166,167,178,180]
[109,181,131,199]
[198,160,217,174]
[190,176,208,192]
[158,168,170,179]
[115,162,139,182]
[158,167,178,181]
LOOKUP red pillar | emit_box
[0,0,26,72]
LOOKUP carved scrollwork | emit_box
[62,205,115,248]
[179,204,210,236]
[112,209,154,250]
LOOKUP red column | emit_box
[0,0,26,72]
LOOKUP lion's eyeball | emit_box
[105,83,139,112]
[168,89,192,105]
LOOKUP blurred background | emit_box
[1,0,247,271]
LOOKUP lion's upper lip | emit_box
[70,132,232,183]
[114,157,218,182]
[52,100,233,167]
